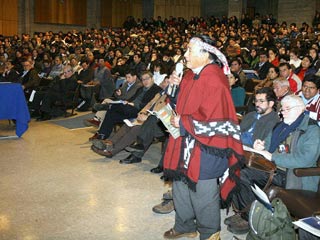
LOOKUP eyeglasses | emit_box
[141,76,151,81]
[280,106,300,112]
[253,99,268,104]
[302,85,317,90]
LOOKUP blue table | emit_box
[0,83,30,137]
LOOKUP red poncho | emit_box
[163,64,245,207]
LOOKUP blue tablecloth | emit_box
[0,83,30,137]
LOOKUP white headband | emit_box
[190,38,231,75]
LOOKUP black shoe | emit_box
[125,143,144,152]
[119,154,142,164]
[150,166,163,174]
[36,112,51,121]
[160,175,169,181]
[30,110,41,118]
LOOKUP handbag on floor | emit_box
[246,198,295,240]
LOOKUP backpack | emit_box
[246,198,295,240]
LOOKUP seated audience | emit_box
[297,74,320,125]
[1,59,20,83]
[255,66,279,91]
[48,55,63,79]
[36,65,78,121]
[240,87,280,147]
[91,78,169,160]
[230,58,247,87]
[279,62,302,93]
[89,71,162,141]
[309,47,320,71]
[86,69,142,132]
[227,95,320,234]
[268,47,280,67]
[289,47,302,70]
[294,55,317,80]
[90,56,115,101]
[253,50,274,80]
[228,72,245,107]
[272,78,292,111]
[20,58,41,99]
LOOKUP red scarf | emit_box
[163,64,245,207]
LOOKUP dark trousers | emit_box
[232,167,286,220]
[132,115,166,158]
[40,91,64,115]
[98,104,139,139]
[109,124,141,155]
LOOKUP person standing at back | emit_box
[162,35,244,240]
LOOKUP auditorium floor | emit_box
[0,116,244,240]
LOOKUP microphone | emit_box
[170,62,184,97]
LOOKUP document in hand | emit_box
[148,103,180,139]
[293,217,320,237]
[123,118,142,127]
[109,100,125,104]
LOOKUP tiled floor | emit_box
[0,117,245,240]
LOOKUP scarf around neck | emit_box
[269,113,305,153]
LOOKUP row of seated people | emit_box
[0,53,119,120]
[229,48,319,97]
[225,76,320,237]
[85,63,320,239]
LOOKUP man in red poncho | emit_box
[163,35,244,240]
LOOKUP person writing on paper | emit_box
[162,35,244,240]
[227,95,320,235]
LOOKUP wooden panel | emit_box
[2,0,18,20]
[101,0,113,27]
[34,0,86,25]
[2,20,18,36]
[154,0,200,20]
[0,0,18,36]
[102,0,142,28]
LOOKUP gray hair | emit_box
[281,94,305,111]
[273,78,290,87]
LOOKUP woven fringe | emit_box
[164,169,197,191]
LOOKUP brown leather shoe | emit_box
[84,118,100,127]
[163,228,197,239]
[224,214,242,225]
[92,139,113,151]
[89,133,99,141]
[91,145,113,158]
[152,199,174,214]
[227,217,249,235]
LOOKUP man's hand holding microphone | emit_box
[168,62,184,128]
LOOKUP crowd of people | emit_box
[1,12,320,239]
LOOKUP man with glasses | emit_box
[240,87,280,147]
[36,65,78,121]
[91,71,161,141]
[20,58,41,99]
[297,74,320,125]
[227,95,320,235]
